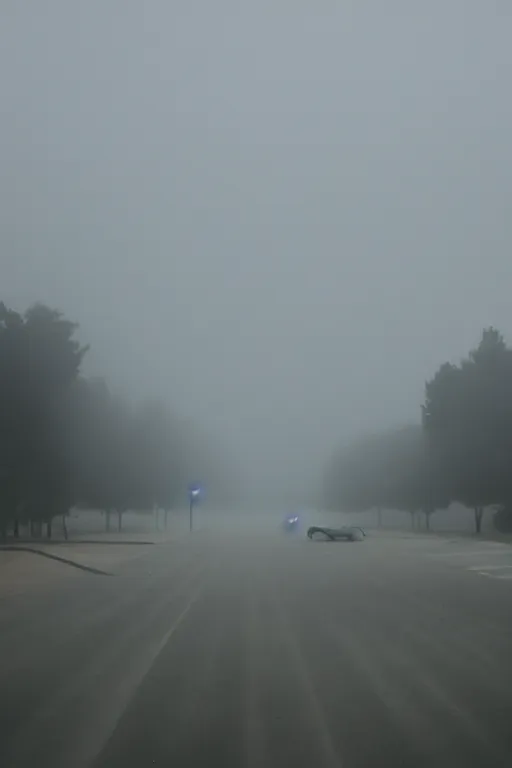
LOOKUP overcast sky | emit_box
[1,3,511,501]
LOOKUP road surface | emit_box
[1,526,512,767]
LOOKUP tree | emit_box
[0,302,87,537]
[324,425,448,526]
[69,387,190,531]
[68,380,140,530]
[423,328,512,533]
[1,299,230,541]
[133,401,186,528]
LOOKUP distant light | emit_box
[189,483,202,502]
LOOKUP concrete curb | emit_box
[0,546,113,576]
[47,539,156,546]
[0,539,157,546]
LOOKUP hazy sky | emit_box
[2,3,511,500]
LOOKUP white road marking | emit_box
[476,571,512,580]
[423,544,512,581]
[428,549,510,558]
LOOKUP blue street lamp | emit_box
[188,483,201,531]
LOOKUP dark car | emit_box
[307,525,365,542]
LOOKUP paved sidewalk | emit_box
[0,540,162,598]
[0,550,84,598]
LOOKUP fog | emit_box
[2,3,511,505]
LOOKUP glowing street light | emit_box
[188,483,201,531]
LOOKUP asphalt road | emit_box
[1,525,512,768]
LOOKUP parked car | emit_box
[307,525,365,542]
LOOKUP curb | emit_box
[0,546,113,576]
[0,539,157,546]
[48,539,156,546]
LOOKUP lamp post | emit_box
[188,484,201,531]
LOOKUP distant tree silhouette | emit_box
[324,425,448,527]
[0,300,230,540]
[325,326,512,535]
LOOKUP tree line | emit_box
[323,328,512,533]
[0,301,224,538]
